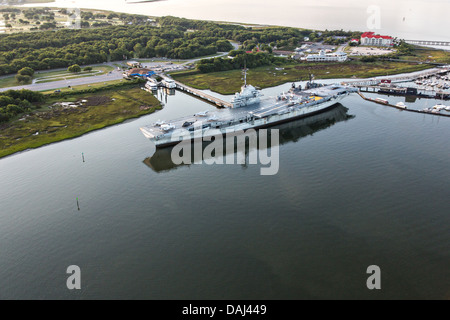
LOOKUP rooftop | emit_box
[361,32,393,40]
[126,68,153,75]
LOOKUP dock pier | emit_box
[342,66,450,87]
[156,74,232,108]
[357,85,450,100]
[173,80,232,108]
[357,92,450,117]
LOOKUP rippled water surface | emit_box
[0,81,449,299]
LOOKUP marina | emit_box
[357,92,450,117]
[357,85,450,100]
[342,65,450,87]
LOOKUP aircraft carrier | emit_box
[140,74,357,147]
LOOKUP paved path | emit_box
[0,69,124,92]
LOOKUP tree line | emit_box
[0,14,364,77]
[197,51,286,73]
[0,23,233,76]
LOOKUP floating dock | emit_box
[357,92,450,117]
[357,85,450,100]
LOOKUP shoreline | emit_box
[0,108,157,160]
[17,1,450,42]
[0,85,161,159]
[2,64,447,160]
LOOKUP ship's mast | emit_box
[243,61,247,87]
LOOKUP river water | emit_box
[0,79,449,299]
[1,0,450,299]
[19,0,450,42]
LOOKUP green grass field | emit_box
[172,61,432,95]
[34,65,115,82]
[0,76,19,89]
[0,85,161,159]
[39,79,127,94]
[399,48,450,64]
[0,65,116,89]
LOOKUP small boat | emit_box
[396,102,407,109]
[432,104,446,111]
[375,98,389,104]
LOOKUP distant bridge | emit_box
[405,40,450,47]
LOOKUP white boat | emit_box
[432,104,446,111]
[396,102,407,109]
[161,78,176,89]
[145,80,158,91]
[375,98,389,104]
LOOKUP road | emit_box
[0,41,240,93]
[0,69,124,93]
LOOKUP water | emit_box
[20,0,450,42]
[2,0,450,299]
[1,81,449,299]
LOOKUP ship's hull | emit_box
[141,95,345,148]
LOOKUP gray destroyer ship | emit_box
[140,72,357,147]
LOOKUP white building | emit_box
[306,50,347,62]
[360,32,394,46]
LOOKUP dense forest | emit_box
[0,14,360,76]
[0,23,231,75]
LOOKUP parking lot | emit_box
[348,46,396,56]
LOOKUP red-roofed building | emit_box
[361,32,394,47]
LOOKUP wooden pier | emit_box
[357,92,450,117]
[156,74,232,108]
[173,80,232,108]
